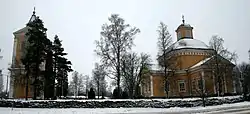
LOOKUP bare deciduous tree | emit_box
[157,22,173,97]
[92,63,106,99]
[0,70,3,93]
[0,49,3,59]
[95,14,140,98]
[209,35,238,96]
[122,52,151,98]
[238,62,250,99]
[70,71,83,97]
[0,50,3,93]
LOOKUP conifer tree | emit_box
[44,40,54,99]
[23,16,50,100]
[52,35,73,97]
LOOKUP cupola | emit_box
[175,15,193,41]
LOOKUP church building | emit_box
[8,9,43,99]
[141,17,235,98]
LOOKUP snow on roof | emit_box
[190,56,214,69]
[179,23,192,28]
[169,39,211,50]
[176,23,193,30]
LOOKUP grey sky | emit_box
[0,0,250,85]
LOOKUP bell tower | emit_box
[175,15,193,41]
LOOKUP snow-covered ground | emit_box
[1,101,250,114]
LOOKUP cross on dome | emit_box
[33,7,36,15]
[182,15,185,24]
[28,7,37,24]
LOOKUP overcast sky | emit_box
[0,0,250,85]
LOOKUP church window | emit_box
[178,80,186,92]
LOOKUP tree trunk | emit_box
[201,75,206,107]
[97,82,99,99]
[33,62,39,100]
[134,84,140,98]
[25,65,30,100]
[53,66,56,98]
[215,54,221,96]
[33,44,41,100]
[129,84,134,99]
[117,49,121,98]
[61,79,64,97]
[163,52,169,98]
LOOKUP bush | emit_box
[88,88,95,99]
[121,91,128,99]
[0,96,244,108]
[245,93,250,101]
[112,87,120,99]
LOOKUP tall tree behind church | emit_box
[209,35,237,96]
[23,17,51,100]
[157,22,173,97]
[52,35,73,97]
[95,14,140,98]
[122,52,151,98]
[238,62,250,99]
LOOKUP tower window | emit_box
[185,30,191,37]
[177,32,181,39]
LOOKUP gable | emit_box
[190,55,235,69]
[206,55,235,66]
[13,27,29,35]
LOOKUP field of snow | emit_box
[1,101,250,114]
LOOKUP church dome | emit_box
[169,38,210,50]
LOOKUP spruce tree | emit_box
[52,35,73,97]
[44,40,54,99]
[23,16,50,100]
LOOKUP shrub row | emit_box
[0,97,244,108]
